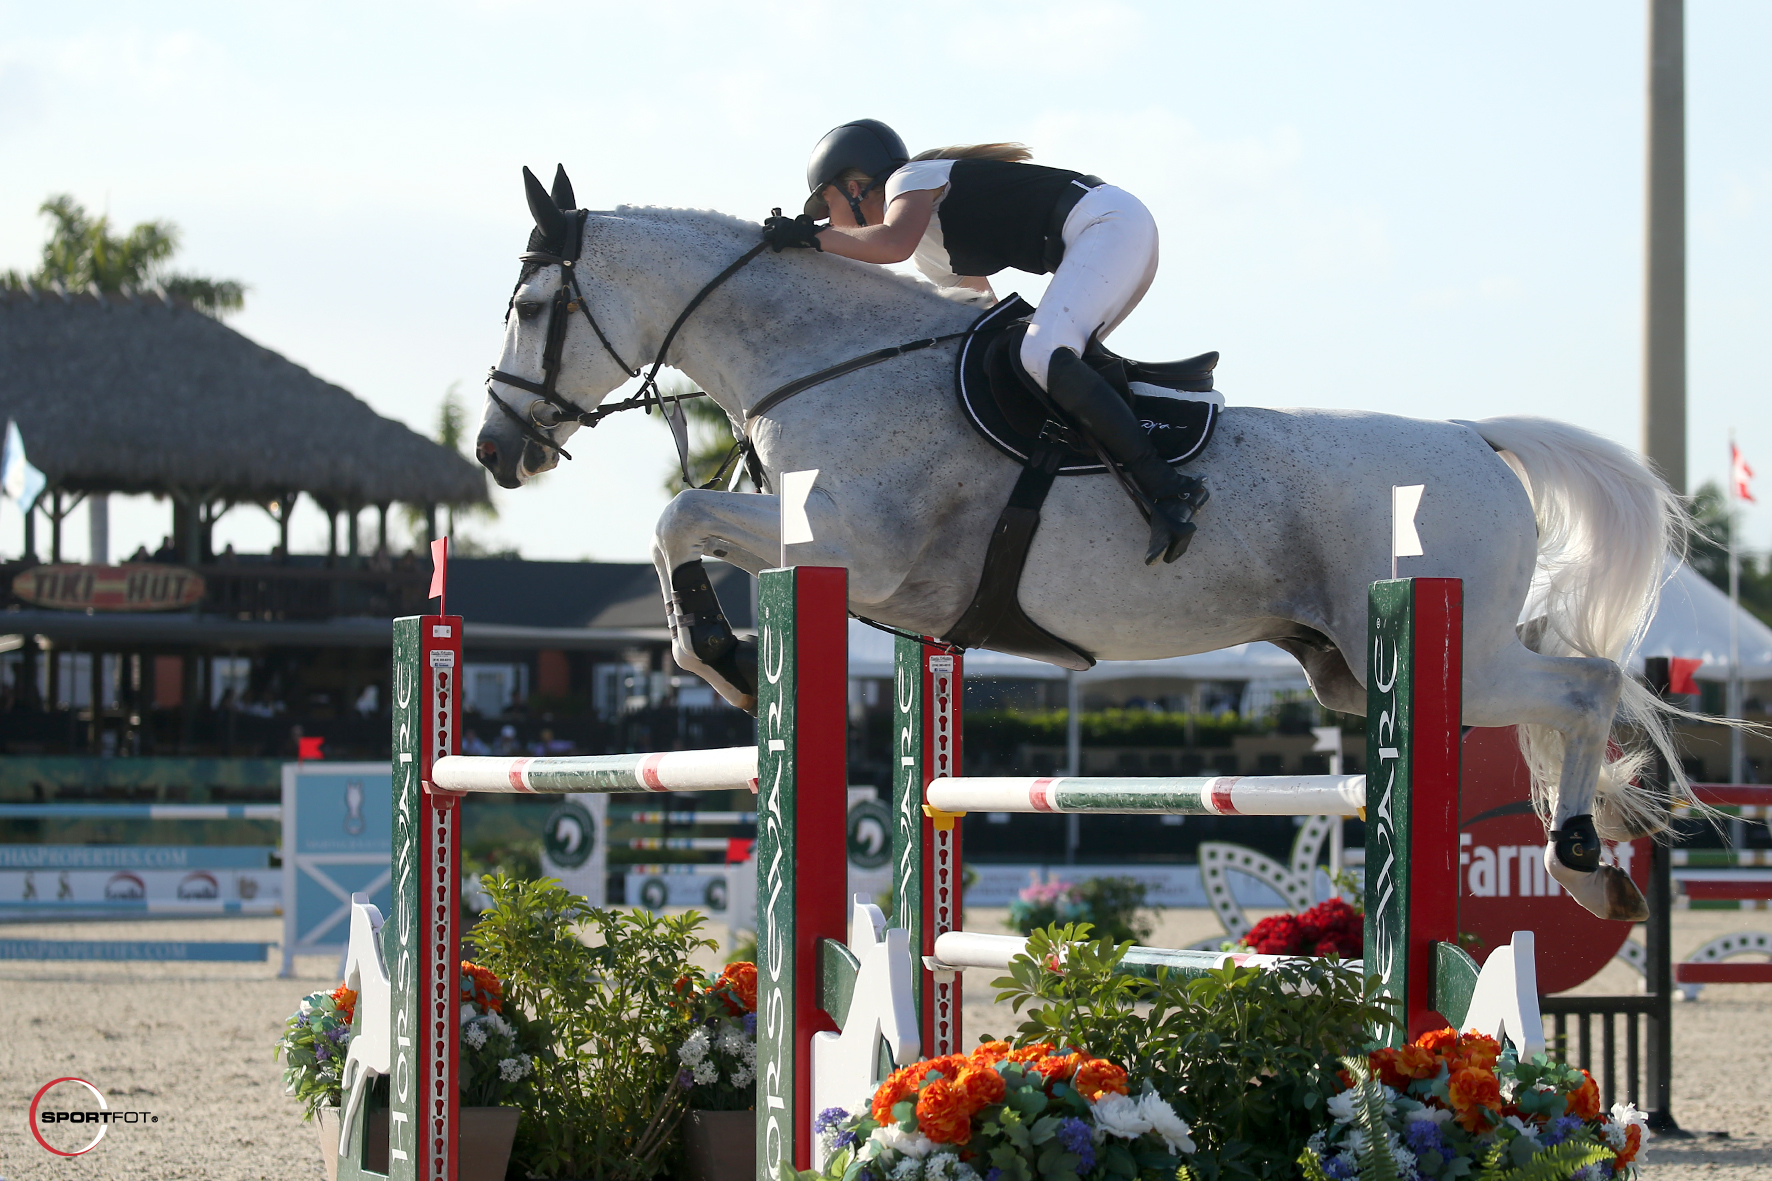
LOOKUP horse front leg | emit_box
[651,490,783,714]
[1465,645,1649,922]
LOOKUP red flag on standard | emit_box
[429,537,448,600]
[1668,658,1702,696]
[297,736,325,761]
[1732,444,1755,503]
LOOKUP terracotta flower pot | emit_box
[459,1106,523,1181]
[681,1109,756,1181]
[314,1104,389,1179]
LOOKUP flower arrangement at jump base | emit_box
[1303,1028,1648,1181]
[459,960,548,1107]
[274,983,359,1119]
[800,1041,1194,1181]
[1008,875,1157,946]
[1240,897,1362,959]
[674,961,759,1110]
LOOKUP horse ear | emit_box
[550,165,576,211]
[523,166,568,250]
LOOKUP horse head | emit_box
[476,164,636,488]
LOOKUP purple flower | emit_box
[815,1107,851,1135]
[1541,1114,1583,1147]
[984,1170,1003,1181]
[295,1012,310,1027]
[315,1043,332,1061]
[1322,1155,1357,1181]
[742,1012,757,1036]
[328,1025,352,1043]
[676,1069,694,1088]
[1404,1119,1447,1156]
[1056,1116,1095,1171]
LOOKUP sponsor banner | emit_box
[962,862,1296,910]
[12,563,204,611]
[0,866,279,909]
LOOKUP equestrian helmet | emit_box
[803,119,909,217]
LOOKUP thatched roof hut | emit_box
[0,283,486,509]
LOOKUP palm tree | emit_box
[2,195,246,316]
[657,379,753,495]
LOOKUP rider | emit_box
[762,118,1205,564]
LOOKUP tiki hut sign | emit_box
[12,564,205,612]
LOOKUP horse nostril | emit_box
[475,440,499,470]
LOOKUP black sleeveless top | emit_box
[935,159,1092,277]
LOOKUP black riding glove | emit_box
[761,208,824,253]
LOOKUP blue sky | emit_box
[2,1,1767,562]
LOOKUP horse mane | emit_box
[604,205,968,305]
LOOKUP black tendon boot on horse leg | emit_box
[669,560,759,710]
[1045,348,1207,564]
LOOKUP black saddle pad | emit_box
[955,295,1221,475]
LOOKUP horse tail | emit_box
[1465,415,1693,837]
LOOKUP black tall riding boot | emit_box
[1045,347,1208,564]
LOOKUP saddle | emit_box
[942,296,1223,669]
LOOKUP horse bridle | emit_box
[485,209,766,463]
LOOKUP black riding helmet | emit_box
[803,119,909,223]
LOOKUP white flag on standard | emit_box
[780,469,820,547]
[0,420,46,511]
[1392,483,1425,559]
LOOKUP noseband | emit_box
[486,209,767,463]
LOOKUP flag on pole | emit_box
[428,536,448,614]
[1392,483,1425,558]
[1732,443,1755,503]
[297,736,326,761]
[780,469,819,547]
[1,420,47,511]
[1668,658,1702,696]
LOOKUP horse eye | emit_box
[515,301,543,320]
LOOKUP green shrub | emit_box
[987,923,1397,1181]
[1006,875,1158,945]
[468,874,715,1180]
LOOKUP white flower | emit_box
[1137,1092,1195,1155]
[678,1027,711,1066]
[463,1022,489,1050]
[459,1002,478,1025]
[1307,1129,1327,1153]
[693,1060,719,1086]
[483,1012,513,1040]
[952,1165,981,1181]
[1343,1128,1368,1157]
[1092,1092,1153,1141]
[890,1156,923,1181]
[1504,1115,1541,1142]
[1389,1143,1417,1174]
[873,1125,936,1158]
[924,1153,959,1181]
[729,1064,754,1088]
[497,1055,531,1082]
[1325,1089,1360,1125]
[1404,1106,1453,1125]
[715,1026,750,1057]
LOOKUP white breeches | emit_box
[1019,184,1160,390]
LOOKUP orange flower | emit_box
[329,985,358,1019]
[970,1040,1013,1064]
[1446,1067,1502,1134]
[871,1065,922,1123]
[1416,1028,1459,1056]
[1033,1052,1083,1086]
[1072,1058,1129,1101]
[954,1064,1006,1114]
[460,962,504,1013]
[1566,1073,1600,1122]
[1395,1044,1439,1081]
[1614,1123,1642,1170]
[718,962,758,1013]
[914,1077,973,1145]
[1453,1031,1500,1072]
[1006,1042,1055,1064]
[1369,1047,1407,1090]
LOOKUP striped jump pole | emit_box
[430,747,756,794]
[901,578,1468,1049]
[377,567,848,1181]
[926,774,1366,817]
[931,929,1324,981]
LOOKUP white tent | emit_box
[846,558,1772,684]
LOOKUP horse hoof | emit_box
[1544,845,1649,921]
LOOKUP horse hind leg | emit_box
[1272,636,1366,716]
[1466,645,1649,922]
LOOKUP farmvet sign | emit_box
[12,564,203,611]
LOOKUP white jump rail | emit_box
[929,930,1311,978]
[926,773,1367,817]
[430,746,756,794]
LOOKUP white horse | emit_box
[475,170,1687,923]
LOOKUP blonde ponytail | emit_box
[910,142,1033,163]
